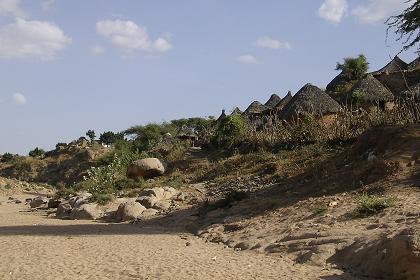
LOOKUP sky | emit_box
[0,0,418,155]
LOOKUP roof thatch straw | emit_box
[231,107,242,115]
[326,72,348,92]
[216,109,227,122]
[264,94,281,109]
[408,57,420,70]
[177,126,198,139]
[244,101,268,115]
[280,84,341,120]
[350,74,394,102]
[371,56,408,75]
[400,83,420,102]
[273,91,293,112]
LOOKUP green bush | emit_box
[29,147,45,157]
[1,152,14,163]
[99,131,124,145]
[86,130,96,141]
[355,193,396,217]
[336,54,369,80]
[351,90,365,106]
[212,115,247,147]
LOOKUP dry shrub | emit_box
[236,100,420,151]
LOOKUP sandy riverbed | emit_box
[0,195,357,280]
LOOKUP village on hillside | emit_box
[216,55,419,127]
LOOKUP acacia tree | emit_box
[86,129,96,142]
[336,54,369,80]
[386,1,420,54]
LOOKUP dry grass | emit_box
[241,100,420,150]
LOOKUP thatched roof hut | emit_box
[280,84,341,121]
[326,72,348,92]
[349,74,394,102]
[216,109,227,122]
[231,107,242,115]
[400,83,420,102]
[371,56,408,75]
[243,101,268,115]
[273,91,293,112]
[264,94,281,109]
[408,57,420,70]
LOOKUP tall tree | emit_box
[386,1,420,54]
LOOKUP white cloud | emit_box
[90,45,105,55]
[0,0,26,17]
[13,92,26,105]
[352,0,412,24]
[318,0,348,23]
[237,55,259,64]
[255,37,291,50]
[96,20,172,53]
[0,18,71,60]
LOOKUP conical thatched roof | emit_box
[408,57,420,70]
[326,72,348,92]
[273,91,293,112]
[280,84,341,120]
[216,109,227,122]
[231,107,242,115]
[350,74,394,102]
[400,83,420,102]
[244,101,268,115]
[264,94,281,109]
[371,56,408,75]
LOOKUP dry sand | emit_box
[0,195,358,280]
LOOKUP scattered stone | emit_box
[56,201,72,218]
[136,196,158,208]
[328,201,338,207]
[14,199,22,204]
[47,199,61,209]
[141,208,159,217]
[153,200,171,211]
[30,196,46,208]
[174,192,187,202]
[114,201,146,222]
[139,188,165,201]
[126,158,165,180]
[162,187,179,200]
[70,203,102,220]
[25,198,33,204]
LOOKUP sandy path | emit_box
[0,196,356,280]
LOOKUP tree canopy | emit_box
[387,1,420,54]
[336,54,369,81]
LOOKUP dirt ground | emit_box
[0,195,359,280]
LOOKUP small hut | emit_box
[177,126,198,147]
[216,109,227,122]
[349,74,395,111]
[243,101,268,116]
[264,94,281,109]
[280,84,341,124]
[326,72,349,92]
[272,91,293,113]
[231,107,242,115]
[371,56,408,75]
[408,57,420,70]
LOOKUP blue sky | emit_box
[0,0,418,154]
